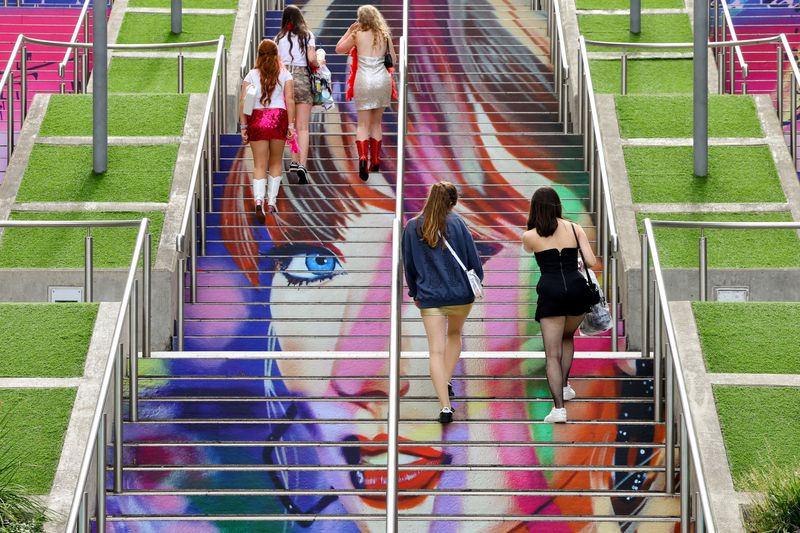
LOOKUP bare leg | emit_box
[249,140,269,180]
[267,139,285,179]
[561,314,585,387]
[356,109,372,142]
[444,312,469,385]
[422,315,450,409]
[368,108,384,140]
[540,316,566,408]
[294,103,312,166]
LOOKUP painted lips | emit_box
[343,433,451,510]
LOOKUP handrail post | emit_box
[81,48,89,91]
[729,42,735,93]
[641,233,649,357]
[792,75,797,162]
[653,281,662,421]
[7,72,14,157]
[20,45,27,122]
[143,232,151,358]
[113,343,123,493]
[621,53,628,95]
[777,46,784,121]
[78,492,89,533]
[562,78,569,133]
[680,415,691,532]
[699,230,708,301]
[221,49,228,130]
[610,250,618,351]
[177,257,185,350]
[719,24,727,94]
[190,196,198,303]
[95,413,106,531]
[129,280,139,422]
[178,51,185,94]
[74,50,80,93]
[84,232,93,302]
[665,346,675,493]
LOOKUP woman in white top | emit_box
[275,5,318,185]
[336,4,397,181]
[240,39,296,218]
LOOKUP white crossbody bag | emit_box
[243,83,257,116]
[442,236,484,300]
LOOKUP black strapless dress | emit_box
[533,247,592,322]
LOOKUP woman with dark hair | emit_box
[275,5,318,184]
[240,39,295,218]
[522,186,597,424]
[402,181,483,424]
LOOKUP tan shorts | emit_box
[420,303,473,317]
[288,66,313,105]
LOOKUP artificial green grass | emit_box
[637,211,800,268]
[117,13,234,50]
[39,95,189,137]
[714,385,800,488]
[109,57,215,94]
[625,145,784,203]
[16,144,178,203]
[579,14,693,51]
[0,388,76,493]
[128,0,237,7]
[0,211,164,268]
[693,302,800,374]
[616,95,763,138]
[0,304,98,377]
[577,0,683,7]
[590,59,692,94]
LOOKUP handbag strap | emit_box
[571,223,595,287]
[440,232,468,273]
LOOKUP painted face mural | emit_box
[113,0,678,530]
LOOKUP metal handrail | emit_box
[540,0,570,130]
[718,0,748,81]
[0,218,154,533]
[175,36,227,349]
[577,35,620,351]
[387,0,409,529]
[583,35,782,49]
[57,0,93,78]
[239,0,260,78]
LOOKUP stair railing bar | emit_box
[577,36,620,351]
[1,35,23,157]
[388,0,409,525]
[84,231,93,301]
[129,279,139,421]
[653,279,662,420]
[57,0,93,90]
[779,33,800,164]
[240,0,260,79]
[537,0,569,131]
[718,0,748,94]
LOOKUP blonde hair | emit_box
[356,4,391,50]
[418,181,458,249]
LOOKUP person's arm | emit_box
[575,223,598,268]
[335,22,359,54]
[521,230,535,254]
[388,35,398,67]
[460,218,484,281]
[307,34,319,68]
[402,224,418,300]
[284,77,296,139]
[239,78,250,144]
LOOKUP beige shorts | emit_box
[419,303,473,317]
[288,66,313,105]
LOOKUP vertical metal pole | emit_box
[610,253,618,351]
[621,53,628,95]
[178,52,185,94]
[699,231,708,301]
[96,414,107,532]
[641,233,650,358]
[665,347,675,493]
[631,0,641,34]
[694,0,708,176]
[6,73,13,157]
[20,45,27,122]
[73,50,80,93]
[81,49,89,93]
[221,49,228,131]
[78,492,89,533]
[654,283,663,421]
[93,0,108,173]
[680,417,690,532]
[171,0,182,34]
[143,232,151,358]
[583,103,591,172]
[729,45,735,94]
[777,46,784,122]
[113,343,123,493]
[177,257,185,350]
[713,0,719,43]
[577,59,584,135]
[792,75,798,163]
[129,280,139,422]
[84,233,93,302]
[202,143,210,255]
[697,497,706,533]
[562,79,569,134]
[190,197,198,303]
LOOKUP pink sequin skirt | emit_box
[247,108,288,141]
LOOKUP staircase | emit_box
[100,0,679,530]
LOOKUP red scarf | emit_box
[346,47,397,102]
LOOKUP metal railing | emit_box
[641,219,800,531]
[1,35,225,165]
[537,0,570,132]
[387,0,409,529]
[574,36,620,351]
[713,0,748,94]
[239,0,285,79]
[582,34,800,163]
[175,35,228,350]
[57,0,94,94]
[0,219,153,533]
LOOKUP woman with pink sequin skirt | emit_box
[240,40,296,219]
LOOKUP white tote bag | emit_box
[443,236,484,300]
[243,83,258,116]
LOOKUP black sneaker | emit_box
[296,164,309,185]
[447,381,454,398]
[289,162,299,174]
[438,407,453,424]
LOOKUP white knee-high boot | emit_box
[253,178,267,203]
[267,175,282,209]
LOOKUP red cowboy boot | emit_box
[355,140,369,181]
[369,137,381,172]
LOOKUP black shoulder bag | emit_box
[383,36,393,69]
[571,224,601,306]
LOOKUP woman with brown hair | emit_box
[239,39,295,218]
[402,181,483,424]
[522,187,598,424]
[335,4,397,181]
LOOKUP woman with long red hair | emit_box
[240,39,296,218]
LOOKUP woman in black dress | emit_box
[522,187,597,423]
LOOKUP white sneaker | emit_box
[563,383,576,401]
[543,407,567,424]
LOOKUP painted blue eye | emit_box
[274,245,345,286]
